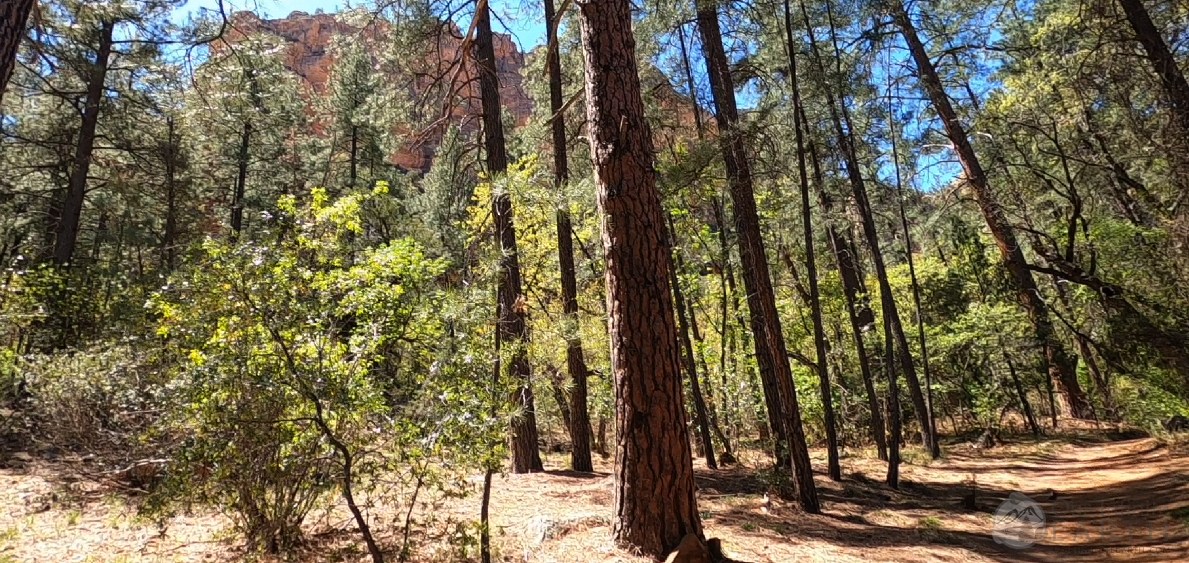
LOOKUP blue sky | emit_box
[179,0,547,50]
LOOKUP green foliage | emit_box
[146,187,499,553]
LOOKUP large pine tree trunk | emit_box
[53,20,114,267]
[0,0,34,107]
[695,0,819,512]
[544,0,593,473]
[475,0,542,473]
[577,0,704,555]
[890,1,1092,419]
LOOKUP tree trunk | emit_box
[1006,353,1041,437]
[680,243,735,464]
[578,0,704,554]
[547,365,572,432]
[349,125,358,189]
[53,20,113,267]
[696,0,819,512]
[803,0,937,456]
[544,0,593,473]
[1117,0,1189,164]
[669,221,717,469]
[475,0,543,474]
[889,1,1092,419]
[161,116,180,272]
[887,94,941,458]
[231,120,251,235]
[0,0,34,108]
[714,197,782,465]
[803,123,887,460]
[883,316,902,488]
[782,0,840,480]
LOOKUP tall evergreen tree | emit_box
[578,0,704,555]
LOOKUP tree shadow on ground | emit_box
[698,439,1189,562]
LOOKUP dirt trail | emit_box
[492,437,1189,562]
[1,436,1187,562]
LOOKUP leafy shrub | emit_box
[147,186,502,555]
[19,342,165,459]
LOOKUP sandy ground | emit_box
[2,434,1187,562]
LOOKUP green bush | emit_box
[146,186,503,555]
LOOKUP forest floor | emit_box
[1,429,1187,562]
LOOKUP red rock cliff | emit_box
[227,10,534,171]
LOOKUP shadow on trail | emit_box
[697,438,1189,562]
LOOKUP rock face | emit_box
[227,10,534,171]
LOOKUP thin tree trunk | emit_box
[669,219,717,469]
[0,0,34,108]
[475,0,542,474]
[696,0,819,512]
[161,116,180,271]
[349,125,358,188]
[887,94,940,458]
[53,20,113,267]
[676,23,705,139]
[544,0,593,473]
[803,116,887,460]
[684,260,735,463]
[883,315,902,488]
[890,1,1091,419]
[1006,353,1041,436]
[578,0,704,554]
[231,120,251,235]
[547,365,572,432]
[804,0,936,455]
[782,0,839,480]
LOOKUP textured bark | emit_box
[544,0,592,473]
[783,0,840,481]
[0,0,34,107]
[578,0,703,554]
[890,1,1092,419]
[475,0,542,474]
[53,20,114,267]
[696,0,819,512]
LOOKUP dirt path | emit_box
[491,437,1189,562]
[2,436,1187,562]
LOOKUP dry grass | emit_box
[2,429,1188,562]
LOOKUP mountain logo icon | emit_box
[992,492,1047,549]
